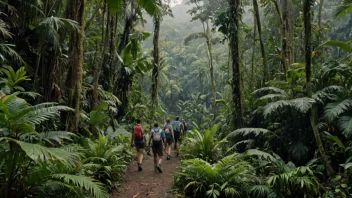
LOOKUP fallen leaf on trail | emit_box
[133,192,140,198]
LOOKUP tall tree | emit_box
[229,0,243,128]
[253,0,268,83]
[282,0,294,74]
[66,0,86,132]
[304,0,335,177]
[151,0,162,115]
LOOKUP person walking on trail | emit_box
[148,122,166,173]
[163,118,174,160]
[181,118,187,137]
[171,117,183,157]
[131,119,145,171]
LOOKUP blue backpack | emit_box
[164,124,173,140]
[172,121,182,134]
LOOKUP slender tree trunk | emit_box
[253,0,268,83]
[250,14,257,91]
[66,0,85,132]
[201,20,217,119]
[281,0,289,76]
[317,0,324,43]
[92,7,111,110]
[151,2,161,119]
[287,0,294,64]
[229,0,243,128]
[304,0,335,177]
[115,1,136,119]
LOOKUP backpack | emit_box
[152,128,162,143]
[164,124,173,139]
[172,121,181,133]
[134,124,143,140]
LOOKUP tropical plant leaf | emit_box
[290,97,315,113]
[50,174,109,198]
[263,100,291,117]
[252,87,288,96]
[228,128,270,138]
[339,116,352,138]
[0,137,78,164]
[320,40,352,53]
[324,100,352,122]
[183,32,208,45]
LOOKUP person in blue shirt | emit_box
[171,116,184,157]
[148,122,166,173]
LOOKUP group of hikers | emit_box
[131,117,187,173]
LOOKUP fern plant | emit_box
[181,124,227,163]
[174,153,257,198]
[0,93,109,198]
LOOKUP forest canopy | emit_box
[1,0,352,197]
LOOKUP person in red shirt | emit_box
[131,119,145,171]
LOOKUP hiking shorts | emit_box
[174,132,181,144]
[152,143,163,156]
[134,140,145,150]
[166,138,173,145]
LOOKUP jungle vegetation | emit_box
[1,0,352,197]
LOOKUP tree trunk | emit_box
[229,0,244,128]
[115,1,136,119]
[200,20,217,120]
[282,0,294,76]
[304,0,335,177]
[151,4,161,119]
[250,14,257,91]
[66,0,85,132]
[253,0,268,83]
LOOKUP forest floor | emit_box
[113,150,181,198]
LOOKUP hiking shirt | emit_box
[150,127,166,144]
[171,121,182,134]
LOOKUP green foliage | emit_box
[181,124,227,162]
[175,154,257,198]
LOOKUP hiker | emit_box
[181,118,187,137]
[131,119,145,171]
[164,118,174,160]
[148,122,166,173]
[171,117,184,156]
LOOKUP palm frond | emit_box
[50,174,109,198]
[339,116,352,138]
[259,94,288,101]
[183,32,208,45]
[252,87,288,96]
[290,97,315,113]
[324,99,352,122]
[244,149,277,161]
[0,44,25,65]
[228,128,270,138]
[0,19,12,39]
[264,100,291,117]
[40,131,75,145]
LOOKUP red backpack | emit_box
[134,124,144,140]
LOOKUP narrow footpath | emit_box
[113,152,181,198]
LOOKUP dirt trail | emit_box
[113,151,181,198]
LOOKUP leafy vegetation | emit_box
[1,0,352,197]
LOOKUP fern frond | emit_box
[50,174,109,198]
[0,137,79,165]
